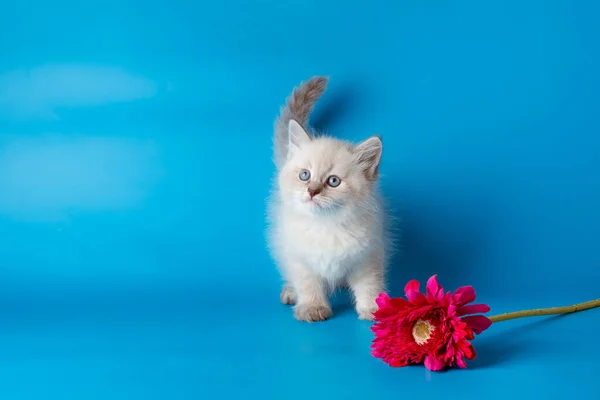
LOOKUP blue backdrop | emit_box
[1,0,598,398]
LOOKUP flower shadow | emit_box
[470,314,567,369]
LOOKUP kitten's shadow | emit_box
[330,289,355,315]
[329,190,491,314]
[309,79,492,309]
[310,81,368,134]
[385,187,492,297]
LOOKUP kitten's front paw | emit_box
[294,304,333,322]
[356,304,378,321]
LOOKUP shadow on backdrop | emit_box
[470,314,567,369]
[310,81,493,304]
[385,188,493,297]
[310,79,369,135]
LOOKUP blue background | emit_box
[1,0,599,398]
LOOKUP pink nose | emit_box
[308,188,321,198]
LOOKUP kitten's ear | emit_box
[354,136,383,180]
[288,119,311,156]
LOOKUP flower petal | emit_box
[373,307,398,319]
[390,297,410,309]
[426,274,444,301]
[457,340,476,360]
[465,345,476,361]
[404,280,420,295]
[406,290,426,304]
[440,292,452,308]
[461,315,492,334]
[375,292,391,308]
[389,359,409,368]
[455,354,467,369]
[424,355,446,371]
[404,280,426,304]
[453,285,476,306]
[456,304,491,316]
[444,343,455,361]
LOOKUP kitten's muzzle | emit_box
[308,187,322,199]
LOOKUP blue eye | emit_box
[299,169,311,181]
[327,175,341,187]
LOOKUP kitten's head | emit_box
[278,120,383,215]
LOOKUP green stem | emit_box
[489,298,600,323]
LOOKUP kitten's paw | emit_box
[280,285,297,305]
[294,304,333,322]
[356,304,378,321]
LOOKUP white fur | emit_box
[267,114,387,322]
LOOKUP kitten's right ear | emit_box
[288,119,311,157]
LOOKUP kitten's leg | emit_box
[348,259,385,320]
[288,265,332,322]
[280,283,296,305]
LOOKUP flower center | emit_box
[412,319,435,345]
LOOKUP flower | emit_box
[370,275,492,371]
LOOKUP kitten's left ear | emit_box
[354,136,383,180]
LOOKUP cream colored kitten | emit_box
[267,76,387,322]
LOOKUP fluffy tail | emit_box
[273,76,329,169]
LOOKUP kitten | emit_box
[267,76,388,322]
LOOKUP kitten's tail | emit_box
[273,76,329,169]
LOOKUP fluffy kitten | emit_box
[267,76,387,322]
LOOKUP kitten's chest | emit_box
[283,215,371,272]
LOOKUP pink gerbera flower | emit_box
[371,275,492,371]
